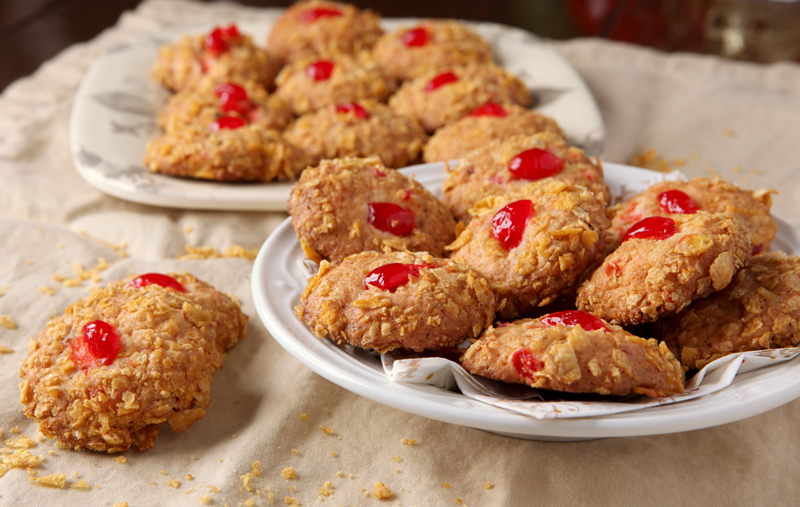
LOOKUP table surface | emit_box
[4,1,800,506]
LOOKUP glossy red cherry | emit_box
[306,60,335,81]
[540,310,608,332]
[129,273,187,292]
[299,7,343,23]
[208,116,247,131]
[401,27,429,47]
[335,102,369,119]
[621,216,679,243]
[368,202,415,236]
[205,24,240,55]
[511,348,542,381]
[364,263,428,292]
[468,102,508,117]
[213,83,253,115]
[491,199,533,250]
[424,71,459,92]
[658,189,699,214]
[81,320,121,366]
[508,148,565,181]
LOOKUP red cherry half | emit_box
[208,116,247,131]
[424,72,459,92]
[621,216,679,243]
[540,310,608,332]
[364,263,428,292]
[658,189,699,214]
[402,27,429,47]
[491,199,533,250]
[129,273,187,292]
[511,348,542,381]
[508,148,565,181]
[205,24,240,56]
[213,83,253,115]
[468,102,508,118]
[299,7,343,23]
[335,102,369,119]
[306,60,335,81]
[81,320,121,366]
[368,202,415,236]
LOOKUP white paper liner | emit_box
[382,347,800,419]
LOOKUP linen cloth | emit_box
[2,1,800,505]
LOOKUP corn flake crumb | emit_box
[391,456,401,463]
[292,449,300,455]
[114,456,127,464]
[10,427,19,434]
[199,493,212,504]
[284,496,299,505]
[484,482,494,489]
[0,346,13,354]
[241,461,262,488]
[0,315,17,329]
[400,438,416,446]
[186,474,194,480]
[0,286,10,297]
[71,479,91,490]
[300,414,309,421]
[30,473,67,488]
[178,244,258,262]
[113,503,128,507]
[166,479,181,488]
[38,286,56,296]
[184,488,193,495]
[319,426,335,435]
[627,148,686,173]
[281,467,297,480]
[184,226,194,233]
[373,482,393,500]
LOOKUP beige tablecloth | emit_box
[3,1,800,505]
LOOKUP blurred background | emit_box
[3,0,800,92]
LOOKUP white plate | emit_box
[251,161,800,440]
[69,18,605,211]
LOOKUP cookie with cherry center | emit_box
[447,179,611,320]
[19,272,248,452]
[274,52,396,116]
[267,0,383,65]
[388,63,533,133]
[286,156,457,262]
[143,113,310,182]
[152,23,280,92]
[656,251,800,370]
[372,19,493,82]
[423,102,565,163]
[295,250,498,353]
[283,99,428,168]
[460,310,685,397]
[442,131,610,224]
[576,211,752,326]
[158,79,294,134]
[609,177,777,255]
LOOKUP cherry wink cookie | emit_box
[267,0,383,65]
[442,132,609,224]
[461,310,685,397]
[274,52,396,116]
[658,252,800,370]
[448,179,611,319]
[287,157,456,262]
[388,63,533,133]
[295,251,497,352]
[19,273,248,452]
[158,80,293,134]
[576,212,751,326]
[283,100,428,168]
[423,102,565,163]
[372,19,493,82]
[609,177,777,253]
[152,24,280,92]
[144,121,309,182]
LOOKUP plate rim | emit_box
[250,161,800,440]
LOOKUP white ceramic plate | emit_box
[69,18,605,211]
[251,161,800,440]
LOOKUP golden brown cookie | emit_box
[287,157,456,262]
[461,310,685,397]
[576,212,751,325]
[296,251,497,352]
[19,273,248,452]
[658,251,800,369]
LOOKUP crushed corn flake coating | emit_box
[30,473,67,488]
[0,315,17,329]
[373,481,394,500]
[19,272,248,453]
